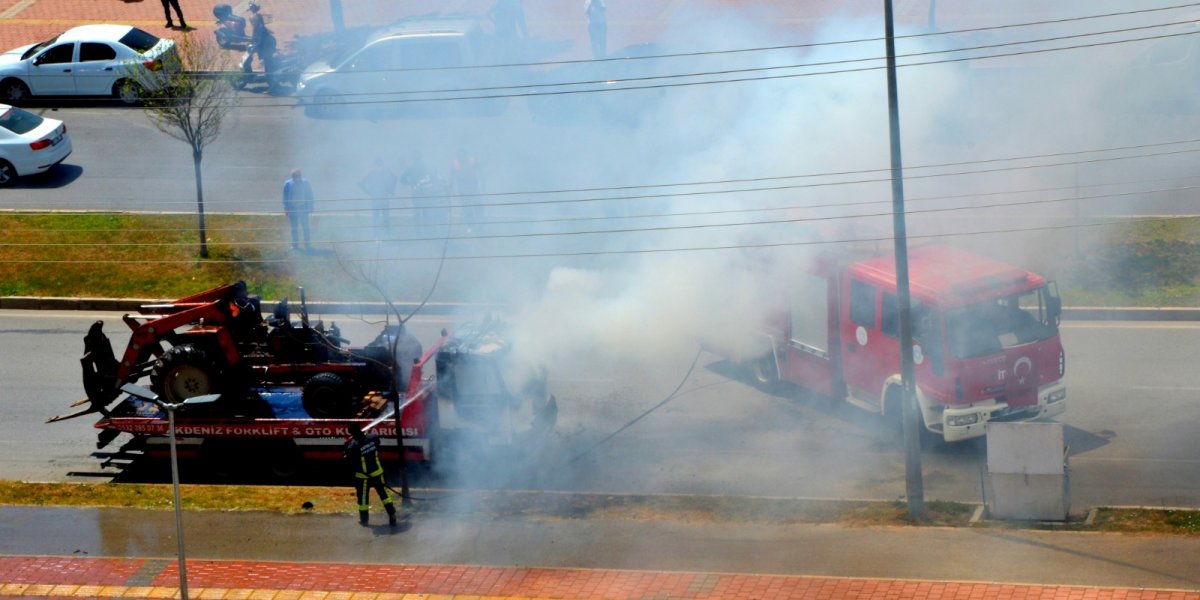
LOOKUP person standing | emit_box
[359,158,398,234]
[282,168,314,250]
[161,0,187,29]
[245,2,278,88]
[450,148,485,232]
[344,424,398,527]
[585,0,607,59]
[400,152,435,231]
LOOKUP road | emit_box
[4,309,1198,510]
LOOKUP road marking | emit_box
[0,0,36,19]
[1063,322,1200,329]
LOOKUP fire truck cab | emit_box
[755,245,1066,442]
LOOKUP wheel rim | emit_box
[752,355,775,385]
[166,365,213,402]
[2,82,26,103]
[0,162,13,186]
[118,83,140,104]
[316,91,342,115]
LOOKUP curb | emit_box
[0,297,482,316]
[3,297,1199,320]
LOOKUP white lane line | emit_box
[1063,322,1200,329]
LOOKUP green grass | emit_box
[0,212,1196,305]
[0,212,470,302]
[0,482,1195,534]
[1051,217,1200,307]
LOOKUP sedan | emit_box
[0,103,72,186]
[0,24,177,105]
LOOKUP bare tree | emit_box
[137,33,237,259]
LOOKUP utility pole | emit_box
[884,0,925,517]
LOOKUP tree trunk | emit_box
[193,149,208,259]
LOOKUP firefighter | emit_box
[344,423,397,526]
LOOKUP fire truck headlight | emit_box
[1058,350,1065,377]
[947,413,980,427]
[1047,389,1066,404]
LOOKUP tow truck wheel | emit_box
[151,344,223,404]
[302,372,355,418]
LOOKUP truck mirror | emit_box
[1047,294,1062,325]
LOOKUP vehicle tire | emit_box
[749,353,781,392]
[302,372,356,418]
[313,89,343,117]
[114,80,144,105]
[151,344,223,404]
[261,439,303,480]
[0,160,15,188]
[0,79,30,104]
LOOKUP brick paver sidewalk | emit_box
[2,556,1198,600]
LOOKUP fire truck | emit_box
[741,245,1066,443]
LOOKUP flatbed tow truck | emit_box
[50,283,557,479]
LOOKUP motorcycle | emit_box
[213,4,252,49]
[234,43,302,96]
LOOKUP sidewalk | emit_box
[3,555,1198,600]
[2,506,1200,598]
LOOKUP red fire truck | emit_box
[742,245,1066,443]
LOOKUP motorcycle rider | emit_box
[243,2,280,93]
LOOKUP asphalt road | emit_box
[4,309,1199,510]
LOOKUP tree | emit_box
[136,33,237,259]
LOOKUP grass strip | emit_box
[0,213,1198,306]
[1,481,1196,534]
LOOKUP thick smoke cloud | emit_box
[278,2,1199,490]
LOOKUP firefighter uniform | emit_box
[345,425,397,526]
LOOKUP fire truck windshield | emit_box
[945,286,1058,359]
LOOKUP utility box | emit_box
[986,421,1069,521]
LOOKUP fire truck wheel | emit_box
[151,344,223,404]
[749,354,780,392]
[302,372,355,418]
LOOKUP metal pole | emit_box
[167,405,189,600]
[884,0,925,517]
[392,386,412,508]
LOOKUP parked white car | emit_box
[0,103,72,186]
[0,24,177,105]
[295,16,507,117]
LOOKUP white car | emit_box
[0,103,72,186]
[295,16,506,117]
[0,24,177,105]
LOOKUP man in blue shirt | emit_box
[282,168,314,250]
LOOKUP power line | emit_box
[111,10,1200,107]
[0,214,1190,264]
[277,2,1200,74]
[7,179,1196,248]
[10,137,1200,213]
[278,17,1200,101]
[9,138,1200,223]
[12,171,1200,236]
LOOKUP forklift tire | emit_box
[302,372,355,418]
[151,344,223,404]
